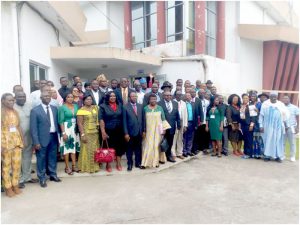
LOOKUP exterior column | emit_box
[194,1,206,54]
[157,1,166,44]
[216,1,225,59]
[124,1,132,50]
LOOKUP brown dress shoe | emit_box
[5,188,16,197]
[12,186,22,195]
[177,156,185,159]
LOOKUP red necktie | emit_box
[133,104,137,115]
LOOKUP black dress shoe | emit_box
[221,151,228,156]
[19,182,25,189]
[140,166,146,169]
[50,176,61,182]
[264,157,271,162]
[159,161,165,164]
[27,178,39,183]
[127,165,133,171]
[189,153,196,156]
[40,180,47,188]
[135,164,141,168]
[182,154,188,157]
[167,157,176,163]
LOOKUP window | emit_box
[131,1,157,49]
[29,62,48,91]
[166,1,183,42]
[187,1,195,55]
[205,1,217,57]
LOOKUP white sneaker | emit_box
[290,157,296,162]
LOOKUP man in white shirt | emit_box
[282,95,299,162]
[134,80,145,105]
[171,90,188,159]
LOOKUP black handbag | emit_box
[160,137,169,152]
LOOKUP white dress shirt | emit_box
[41,103,56,132]
[30,90,41,108]
[164,100,173,113]
[136,91,145,105]
[92,90,100,105]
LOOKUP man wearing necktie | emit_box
[30,91,61,188]
[114,78,134,105]
[158,91,181,163]
[123,92,144,171]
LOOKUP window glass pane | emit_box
[167,35,175,42]
[208,11,216,38]
[167,7,175,36]
[149,14,157,40]
[175,4,183,35]
[207,1,217,13]
[30,64,37,91]
[39,68,46,80]
[188,1,195,29]
[132,18,145,44]
[211,38,216,57]
[167,1,175,8]
[131,1,143,20]
[175,32,183,41]
[145,1,156,14]
[134,42,145,49]
[187,30,195,55]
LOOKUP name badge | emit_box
[71,118,76,123]
[9,126,17,132]
[210,115,215,119]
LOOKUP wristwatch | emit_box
[81,133,85,137]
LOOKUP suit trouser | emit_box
[183,121,195,155]
[19,144,33,183]
[1,148,22,189]
[165,130,175,159]
[36,133,58,182]
[284,127,296,158]
[126,135,142,166]
[222,127,229,153]
[171,124,184,157]
[241,124,254,156]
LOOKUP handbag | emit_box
[160,137,169,152]
[94,140,116,163]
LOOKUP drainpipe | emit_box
[16,1,25,85]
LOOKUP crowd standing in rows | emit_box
[1,73,299,198]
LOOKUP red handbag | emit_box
[94,140,116,163]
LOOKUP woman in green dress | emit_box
[76,94,100,173]
[206,95,224,157]
[58,93,80,175]
[141,94,171,169]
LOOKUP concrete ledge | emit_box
[55,154,199,178]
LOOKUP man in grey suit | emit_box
[123,92,144,171]
[30,91,61,188]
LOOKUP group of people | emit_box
[1,73,299,198]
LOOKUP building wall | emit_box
[6,3,78,95]
[1,2,20,94]
[239,1,276,25]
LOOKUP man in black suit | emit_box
[190,89,204,154]
[123,92,144,171]
[143,83,163,107]
[158,91,181,163]
[85,79,105,106]
[114,78,134,105]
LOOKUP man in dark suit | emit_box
[190,89,204,154]
[114,78,134,105]
[85,79,105,106]
[30,91,61,188]
[183,93,198,157]
[123,91,144,171]
[158,91,181,163]
[143,83,163,107]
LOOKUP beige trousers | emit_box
[171,124,184,156]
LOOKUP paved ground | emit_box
[1,154,299,224]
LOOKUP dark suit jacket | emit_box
[30,104,59,147]
[143,92,163,107]
[194,97,204,123]
[85,89,105,106]
[185,101,197,128]
[158,100,181,135]
[114,87,135,105]
[123,102,144,137]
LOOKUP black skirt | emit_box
[228,123,243,142]
[105,126,125,157]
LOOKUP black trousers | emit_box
[192,126,200,153]
[198,124,210,151]
[126,135,142,167]
[165,130,175,159]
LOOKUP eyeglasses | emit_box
[73,90,79,92]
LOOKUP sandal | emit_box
[72,165,80,173]
[65,167,74,175]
